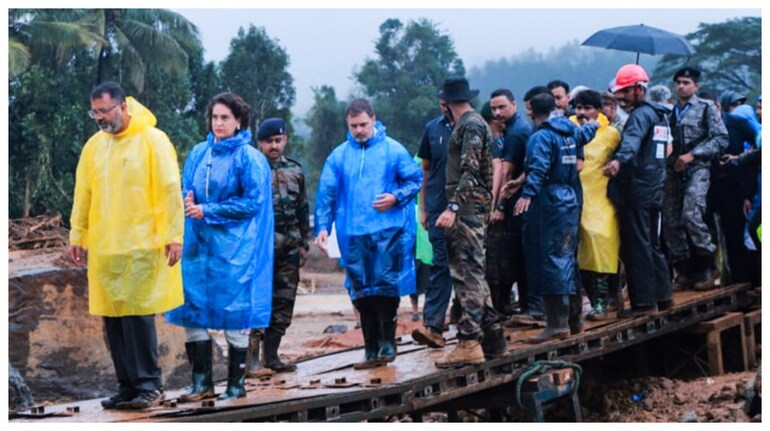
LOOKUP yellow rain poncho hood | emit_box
[70,97,184,316]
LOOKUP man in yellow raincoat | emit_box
[570,89,621,320]
[68,82,184,410]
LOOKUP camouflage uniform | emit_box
[663,96,728,264]
[268,156,310,335]
[445,110,499,340]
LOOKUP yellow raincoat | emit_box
[70,97,184,316]
[571,114,621,273]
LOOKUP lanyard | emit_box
[674,103,691,122]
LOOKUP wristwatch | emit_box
[447,202,460,213]
[496,203,506,212]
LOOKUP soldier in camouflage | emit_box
[664,67,728,291]
[434,78,505,368]
[250,118,310,374]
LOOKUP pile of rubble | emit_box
[9,216,68,250]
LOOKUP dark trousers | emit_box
[708,181,751,283]
[103,315,161,393]
[353,295,400,343]
[618,207,671,310]
[422,213,453,333]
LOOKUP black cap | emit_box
[439,78,479,102]
[257,118,286,140]
[673,66,701,82]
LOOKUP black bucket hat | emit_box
[439,78,479,102]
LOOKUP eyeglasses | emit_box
[87,103,120,119]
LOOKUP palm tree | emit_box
[85,9,199,92]
[9,9,105,77]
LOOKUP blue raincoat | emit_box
[521,116,586,295]
[315,121,422,301]
[166,129,274,330]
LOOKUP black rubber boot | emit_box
[246,330,272,378]
[568,293,585,335]
[377,314,397,363]
[218,346,247,400]
[354,311,385,369]
[179,340,215,402]
[480,322,507,359]
[526,295,570,344]
[263,329,297,372]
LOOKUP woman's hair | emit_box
[206,92,251,132]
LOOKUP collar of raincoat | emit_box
[346,120,387,149]
[206,129,254,155]
[541,114,577,137]
[112,96,156,138]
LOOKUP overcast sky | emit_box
[174,7,758,116]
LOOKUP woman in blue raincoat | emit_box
[166,93,274,401]
[314,99,422,369]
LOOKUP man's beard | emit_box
[98,114,123,134]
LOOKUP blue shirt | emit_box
[417,115,453,215]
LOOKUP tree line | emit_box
[8,10,761,222]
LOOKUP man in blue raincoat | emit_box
[514,93,598,344]
[315,98,422,369]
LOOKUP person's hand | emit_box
[299,247,307,267]
[743,199,752,219]
[420,208,429,231]
[501,177,524,199]
[720,153,739,167]
[674,152,695,172]
[67,245,87,266]
[315,230,329,256]
[576,158,584,173]
[184,190,195,208]
[372,193,397,212]
[603,160,621,177]
[435,209,456,229]
[185,204,204,219]
[490,209,504,224]
[513,197,531,216]
[165,243,182,267]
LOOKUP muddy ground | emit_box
[282,269,761,422]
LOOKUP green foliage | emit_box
[653,17,761,101]
[355,18,465,154]
[470,41,657,107]
[299,85,348,212]
[220,25,296,137]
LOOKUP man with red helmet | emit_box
[603,64,672,317]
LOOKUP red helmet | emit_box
[611,64,649,93]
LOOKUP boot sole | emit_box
[353,360,386,370]
[411,330,445,348]
[178,389,216,403]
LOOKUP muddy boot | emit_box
[435,338,485,368]
[179,340,216,402]
[263,330,296,373]
[246,330,272,378]
[377,314,397,363]
[526,295,570,344]
[671,260,696,291]
[694,255,719,291]
[587,275,609,321]
[480,323,507,359]
[218,346,247,400]
[354,311,385,370]
[568,293,585,335]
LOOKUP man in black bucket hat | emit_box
[434,78,506,368]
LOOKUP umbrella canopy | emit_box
[582,24,696,64]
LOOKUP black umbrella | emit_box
[582,24,696,64]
